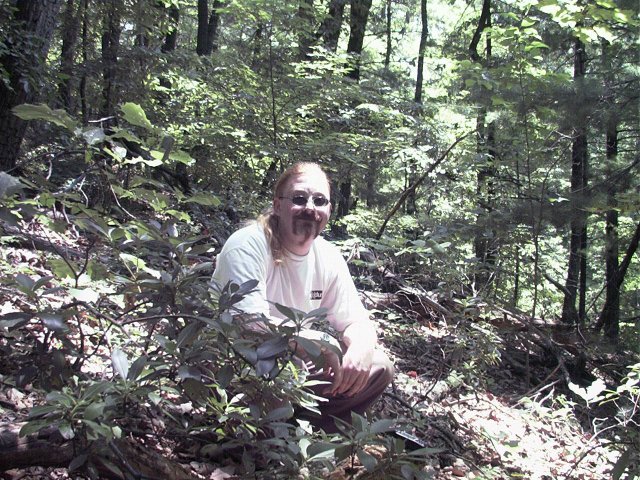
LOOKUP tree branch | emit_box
[375,132,471,240]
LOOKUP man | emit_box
[212,162,394,432]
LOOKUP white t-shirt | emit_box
[212,222,369,332]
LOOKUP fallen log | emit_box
[0,423,202,480]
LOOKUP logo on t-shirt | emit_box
[310,290,323,300]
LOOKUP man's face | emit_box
[273,172,331,255]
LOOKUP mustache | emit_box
[294,211,321,222]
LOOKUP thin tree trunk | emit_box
[79,0,89,124]
[384,0,392,70]
[561,38,588,325]
[469,0,496,290]
[346,0,373,81]
[252,24,264,70]
[161,4,180,53]
[414,0,428,104]
[317,0,347,52]
[0,0,63,171]
[596,42,622,339]
[207,0,224,53]
[595,221,640,337]
[58,0,80,112]
[297,0,314,60]
[101,1,122,123]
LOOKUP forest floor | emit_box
[0,220,634,480]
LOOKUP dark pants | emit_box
[299,349,395,433]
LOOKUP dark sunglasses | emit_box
[279,195,330,207]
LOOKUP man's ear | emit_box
[273,197,281,215]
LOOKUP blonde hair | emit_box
[258,162,330,263]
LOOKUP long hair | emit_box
[258,162,330,263]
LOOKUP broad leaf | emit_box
[357,449,378,471]
[121,102,153,130]
[12,103,77,131]
[111,349,129,380]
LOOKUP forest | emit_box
[0,0,638,478]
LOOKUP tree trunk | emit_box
[197,0,223,56]
[597,42,621,340]
[561,38,588,325]
[337,176,352,218]
[159,4,180,93]
[197,0,209,55]
[252,24,264,70]
[596,221,640,337]
[414,0,428,104]
[346,0,373,81]
[0,0,62,172]
[161,4,180,53]
[79,0,90,124]
[58,0,80,112]
[469,0,496,291]
[101,0,123,123]
[297,0,314,60]
[384,0,392,70]
[207,0,224,53]
[317,0,347,53]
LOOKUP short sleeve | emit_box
[211,225,271,315]
[319,242,370,332]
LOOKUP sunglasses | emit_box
[279,194,330,207]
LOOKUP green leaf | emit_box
[120,102,153,130]
[184,192,221,206]
[293,336,321,359]
[0,172,24,198]
[57,422,75,440]
[148,391,162,406]
[257,335,289,359]
[12,103,78,131]
[217,364,234,388]
[28,404,60,418]
[177,322,202,348]
[306,441,338,460]
[15,273,35,290]
[128,355,148,381]
[255,358,276,377]
[0,312,32,330]
[357,449,378,471]
[82,127,105,145]
[275,303,304,321]
[19,419,50,437]
[266,403,294,422]
[68,288,100,303]
[169,150,195,166]
[83,402,105,421]
[48,258,77,279]
[82,381,113,400]
[370,418,396,434]
[123,155,163,167]
[178,365,202,381]
[111,349,129,380]
[39,313,68,333]
[69,454,88,472]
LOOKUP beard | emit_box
[292,211,322,238]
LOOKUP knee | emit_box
[373,349,395,386]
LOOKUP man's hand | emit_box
[323,319,377,397]
[324,343,373,397]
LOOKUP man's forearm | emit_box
[342,319,378,350]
